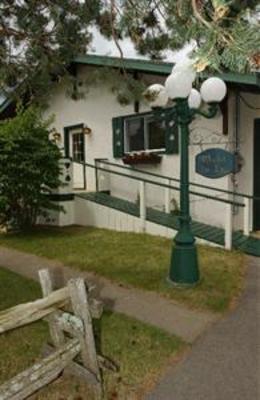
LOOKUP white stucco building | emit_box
[1,55,260,253]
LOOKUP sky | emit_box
[89,27,194,63]
[0,27,194,108]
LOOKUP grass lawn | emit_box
[0,226,246,313]
[0,266,185,400]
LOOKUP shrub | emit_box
[0,106,62,230]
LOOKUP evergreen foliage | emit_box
[0,0,101,100]
[97,0,260,72]
[78,67,147,106]
[0,106,62,230]
[0,1,259,103]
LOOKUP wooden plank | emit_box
[56,312,84,336]
[45,343,118,373]
[43,344,102,386]
[0,283,103,335]
[55,302,100,337]
[0,287,69,334]
[0,339,80,400]
[68,278,103,399]
[89,298,103,320]
[39,269,65,348]
[68,279,101,377]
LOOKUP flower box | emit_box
[122,152,162,165]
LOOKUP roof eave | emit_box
[1,54,259,116]
[74,54,260,87]
[74,54,173,75]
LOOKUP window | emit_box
[124,115,166,153]
[112,112,179,158]
[147,118,166,151]
[64,124,85,161]
[72,131,84,162]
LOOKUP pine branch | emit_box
[192,0,212,29]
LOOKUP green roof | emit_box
[1,54,259,115]
[74,54,174,75]
[74,54,260,87]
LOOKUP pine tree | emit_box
[1,1,259,103]
[97,0,260,73]
[0,0,100,100]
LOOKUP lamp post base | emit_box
[168,241,200,287]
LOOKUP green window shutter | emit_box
[64,127,70,158]
[112,116,125,158]
[165,117,179,154]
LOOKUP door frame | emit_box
[64,124,86,190]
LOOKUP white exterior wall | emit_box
[44,65,134,192]
[38,202,75,226]
[108,121,228,230]
[233,92,260,231]
[74,196,220,247]
[44,65,260,232]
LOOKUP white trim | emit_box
[124,148,165,154]
[225,203,233,250]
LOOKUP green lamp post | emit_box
[146,65,227,287]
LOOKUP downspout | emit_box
[133,71,140,113]
[235,89,241,152]
[232,89,241,215]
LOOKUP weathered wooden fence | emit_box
[0,269,110,400]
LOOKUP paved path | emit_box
[0,246,217,343]
[146,256,260,400]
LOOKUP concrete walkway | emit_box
[146,256,260,400]
[0,246,217,343]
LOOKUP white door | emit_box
[69,128,85,190]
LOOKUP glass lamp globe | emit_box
[188,89,201,109]
[165,71,193,99]
[145,84,168,108]
[172,58,196,82]
[200,77,227,103]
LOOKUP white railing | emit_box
[164,178,171,214]
[139,181,146,232]
[80,160,255,250]
[243,197,252,237]
[225,203,233,250]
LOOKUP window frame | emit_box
[71,130,84,163]
[63,123,85,163]
[124,112,166,154]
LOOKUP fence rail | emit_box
[0,269,109,400]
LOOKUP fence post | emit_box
[39,269,65,348]
[243,197,251,236]
[139,181,146,232]
[225,203,233,250]
[165,179,171,213]
[68,278,102,399]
